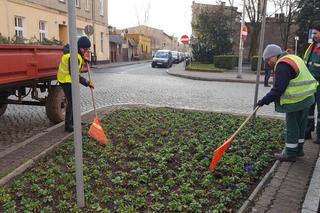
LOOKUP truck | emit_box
[0,44,66,124]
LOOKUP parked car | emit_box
[151,50,173,68]
[171,51,179,64]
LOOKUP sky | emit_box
[108,0,243,41]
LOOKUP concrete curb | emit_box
[166,70,266,84]
[0,133,72,186]
[92,60,151,70]
[237,160,280,213]
[301,154,320,213]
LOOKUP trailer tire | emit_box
[0,103,7,117]
[46,86,66,124]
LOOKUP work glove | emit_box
[88,81,95,89]
[257,99,265,107]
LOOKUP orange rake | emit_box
[209,106,260,172]
[87,63,110,145]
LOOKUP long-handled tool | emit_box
[209,106,260,172]
[87,63,109,145]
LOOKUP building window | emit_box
[15,16,24,39]
[39,21,48,42]
[141,44,144,53]
[85,0,89,11]
[76,0,80,8]
[100,32,104,52]
[99,0,104,16]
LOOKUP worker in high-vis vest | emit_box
[303,21,320,143]
[257,44,318,162]
[57,36,95,132]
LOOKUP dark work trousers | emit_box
[264,69,271,86]
[306,87,320,136]
[285,107,309,156]
[60,83,73,130]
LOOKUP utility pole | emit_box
[237,0,246,79]
[67,0,85,207]
[253,0,268,113]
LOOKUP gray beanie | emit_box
[263,44,282,60]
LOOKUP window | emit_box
[15,16,24,39]
[85,0,89,11]
[141,44,144,53]
[39,21,48,42]
[99,0,104,16]
[100,32,104,52]
[75,0,80,8]
[76,28,85,39]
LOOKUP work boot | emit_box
[313,137,320,144]
[274,152,296,162]
[297,150,305,157]
[305,131,312,140]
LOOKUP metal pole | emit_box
[253,0,268,112]
[237,0,246,79]
[67,0,85,207]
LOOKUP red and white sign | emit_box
[180,35,190,45]
[242,26,248,41]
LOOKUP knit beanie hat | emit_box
[77,36,91,49]
[263,44,283,61]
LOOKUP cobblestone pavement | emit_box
[0,62,282,151]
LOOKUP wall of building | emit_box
[0,0,109,62]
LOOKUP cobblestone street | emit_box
[0,62,282,151]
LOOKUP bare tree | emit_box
[272,0,299,49]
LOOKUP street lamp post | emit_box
[295,36,299,55]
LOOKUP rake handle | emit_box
[230,106,260,140]
[86,63,97,118]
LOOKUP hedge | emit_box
[213,55,238,69]
[251,56,265,71]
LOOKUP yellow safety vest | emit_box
[57,53,83,83]
[275,55,318,105]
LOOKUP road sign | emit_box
[181,35,190,45]
[85,25,94,36]
[242,25,248,41]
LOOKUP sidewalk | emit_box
[91,60,151,70]
[166,64,320,213]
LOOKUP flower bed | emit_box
[0,108,284,212]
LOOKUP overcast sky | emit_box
[108,0,243,40]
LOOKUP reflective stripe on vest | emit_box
[275,55,318,105]
[304,43,313,62]
[286,143,298,148]
[57,53,83,83]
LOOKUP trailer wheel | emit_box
[0,96,8,117]
[0,103,7,117]
[46,86,66,124]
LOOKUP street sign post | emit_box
[237,0,246,79]
[67,0,85,207]
[181,35,190,45]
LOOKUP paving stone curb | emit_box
[237,161,280,213]
[92,60,151,70]
[301,153,320,213]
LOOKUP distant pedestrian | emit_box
[257,44,318,162]
[264,61,272,87]
[304,20,320,142]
